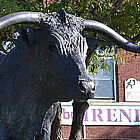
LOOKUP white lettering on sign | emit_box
[125,78,140,101]
[61,105,140,125]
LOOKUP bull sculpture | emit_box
[0,9,140,140]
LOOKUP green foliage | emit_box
[88,47,114,75]
[0,0,139,75]
[88,52,110,75]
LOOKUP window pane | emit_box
[94,80,114,98]
[94,59,114,79]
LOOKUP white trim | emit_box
[113,58,117,102]
[83,125,86,139]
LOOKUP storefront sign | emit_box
[61,105,140,125]
[125,78,140,101]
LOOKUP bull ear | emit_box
[12,26,35,49]
[85,36,97,53]
[84,35,97,67]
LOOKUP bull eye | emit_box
[48,42,58,54]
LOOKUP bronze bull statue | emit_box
[0,9,139,140]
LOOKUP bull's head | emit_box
[0,9,139,102]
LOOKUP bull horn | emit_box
[0,12,44,30]
[84,20,140,53]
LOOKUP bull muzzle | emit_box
[78,80,95,98]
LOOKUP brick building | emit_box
[61,50,140,139]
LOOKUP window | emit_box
[90,57,116,101]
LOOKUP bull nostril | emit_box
[91,83,96,91]
[91,86,96,94]
[78,80,96,94]
[92,86,95,91]
[78,81,86,93]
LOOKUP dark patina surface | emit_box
[0,9,139,140]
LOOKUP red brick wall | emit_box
[116,50,140,102]
[86,126,140,139]
[62,50,140,139]
[62,125,140,139]
[62,126,71,139]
